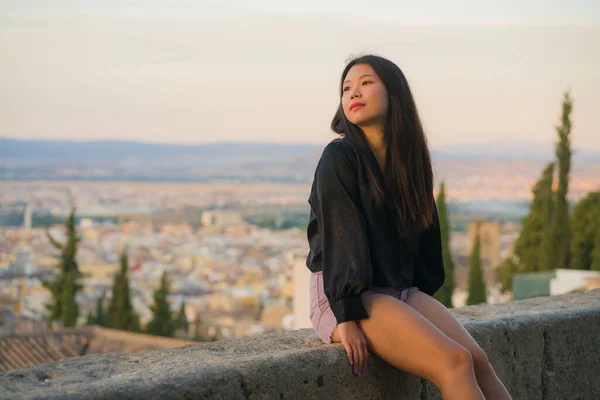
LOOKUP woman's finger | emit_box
[343,342,354,366]
[362,342,368,374]
[354,342,364,375]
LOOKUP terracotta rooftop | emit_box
[0,325,196,372]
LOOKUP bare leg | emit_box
[331,292,485,400]
[405,291,512,400]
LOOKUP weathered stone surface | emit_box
[1,289,599,399]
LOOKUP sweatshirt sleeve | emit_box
[309,141,372,323]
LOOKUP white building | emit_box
[513,268,600,300]
[292,253,311,330]
[201,210,243,227]
[550,269,600,294]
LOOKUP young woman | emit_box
[306,55,512,400]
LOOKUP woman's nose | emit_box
[350,90,361,99]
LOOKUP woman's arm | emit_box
[310,140,373,324]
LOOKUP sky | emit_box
[1,1,599,151]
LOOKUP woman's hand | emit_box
[337,320,368,375]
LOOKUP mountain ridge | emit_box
[2,137,598,162]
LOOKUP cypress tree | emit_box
[176,301,189,335]
[258,297,265,318]
[498,92,575,290]
[538,167,557,272]
[467,222,487,305]
[146,272,176,337]
[591,214,600,272]
[570,192,600,270]
[433,182,455,308]
[60,272,79,327]
[496,255,518,293]
[498,164,554,292]
[42,207,83,327]
[86,311,95,326]
[84,295,105,326]
[514,163,555,272]
[548,91,573,269]
[106,247,140,332]
[93,295,105,326]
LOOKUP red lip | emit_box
[350,102,365,111]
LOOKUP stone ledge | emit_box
[1,289,599,400]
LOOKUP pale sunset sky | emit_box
[1,1,599,151]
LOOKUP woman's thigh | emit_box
[332,292,467,383]
[404,291,488,366]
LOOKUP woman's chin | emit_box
[349,116,369,126]
[353,117,377,128]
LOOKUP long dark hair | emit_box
[331,54,435,234]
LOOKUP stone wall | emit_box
[1,289,599,399]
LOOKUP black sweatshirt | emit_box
[306,138,445,324]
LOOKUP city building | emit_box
[292,251,311,330]
[513,269,600,300]
[201,210,243,227]
[468,220,502,288]
[468,220,501,269]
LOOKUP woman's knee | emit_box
[445,345,492,379]
[444,345,475,374]
[431,345,476,389]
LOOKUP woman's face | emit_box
[341,63,389,128]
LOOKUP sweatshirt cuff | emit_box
[330,296,369,324]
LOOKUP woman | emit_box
[306,54,512,400]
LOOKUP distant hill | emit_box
[0,138,324,182]
[439,139,600,163]
[2,137,598,163]
[1,137,598,183]
[0,138,317,166]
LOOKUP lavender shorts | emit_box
[309,271,420,344]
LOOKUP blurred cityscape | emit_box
[2,146,598,350]
[0,179,515,336]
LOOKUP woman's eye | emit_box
[343,81,371,92]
